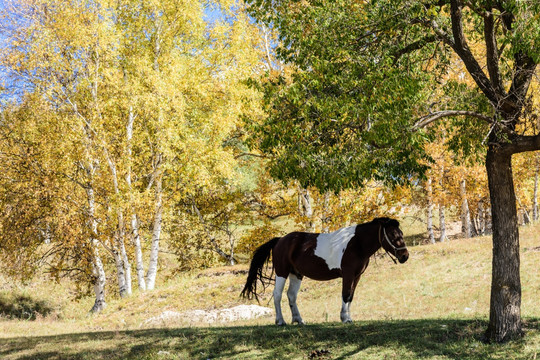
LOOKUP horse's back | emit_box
[272,231,342,281]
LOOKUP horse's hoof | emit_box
[276,320,287,326]
[341,318,353,324]
[292,318,305,325]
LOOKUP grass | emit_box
[1,223,540,359]
[2,319,540,359]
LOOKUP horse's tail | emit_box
[240,237,280,302]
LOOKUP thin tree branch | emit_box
[392,35,438,64]
[413,110,494,130]
[234,152,268,159]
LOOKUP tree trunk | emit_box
[298,187,314,232]
[515,194,530,225]
[131,214,146,290]
[485,147,522,342]
[460,179,472,238]
[125,107,146,291]
[477,200,485,235]
[113,248,127,298]
[145,20,164,291]
[533,154,539,222]
[439,205,446,242]
[87,186,106,313]
[118,214,132,296]
[106,156,132,297]
[438,162,446,242]
[426,177,435,244]
[322,192,331,233]
[146,174,162,291]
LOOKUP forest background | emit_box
[1,0,540,344]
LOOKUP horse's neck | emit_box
[356,224,382,257]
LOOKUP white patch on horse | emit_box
[314,225,356,270]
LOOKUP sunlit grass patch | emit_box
[1,222,540,358]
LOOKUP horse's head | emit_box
[378,218,409,264]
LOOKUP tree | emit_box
[247,0,540,342]
[0,0,264,309]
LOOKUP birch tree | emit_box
[0,0,264,306]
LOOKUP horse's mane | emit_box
[370,217,400,228]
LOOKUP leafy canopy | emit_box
[247,0,540,192]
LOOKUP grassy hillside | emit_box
[1,223,540,359]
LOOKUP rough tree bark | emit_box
[485,145,522,342]
[411,0,540,341]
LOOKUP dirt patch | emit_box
[143,305,273,326]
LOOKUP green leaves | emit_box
[245,0,448,192]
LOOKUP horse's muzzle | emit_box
[398,252,409,264]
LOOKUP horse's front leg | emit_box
[273,276,287,326]
[340,274,361,323]
[287,274,305,324]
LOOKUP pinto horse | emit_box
[241,217,408,325]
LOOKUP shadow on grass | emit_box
[1,318,539,360]
[0,292,53,320]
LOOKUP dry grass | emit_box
[1,223,540,359]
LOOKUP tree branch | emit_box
[507,134,540,155]
[505,52,537,116]
[234,152,268,160]
[392,35,438,64]
[484,8,504,94]
[426,18,455,48]
[449,0,498,104]
[413,110,494,130]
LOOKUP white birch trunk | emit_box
[426,177,435,244]
[439,205,446,242]
[118,213,132,296]
[125,108,146,290]
[534,154,539,222]
[131,213,146,290]
[113,248,127,297]
[515,193,531,225]
[144,16,164,291]
[438,163,446,242]
[460,179,472,238]
[299,187,314,232]
[106,155,132,297]
[322,192,331,233]
[146,173,162,291]
[477,200,485,235]
[227,233,236,266]
[87,186,106,313]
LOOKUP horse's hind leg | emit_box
[287,274,304,325]
[273,276,287,326]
